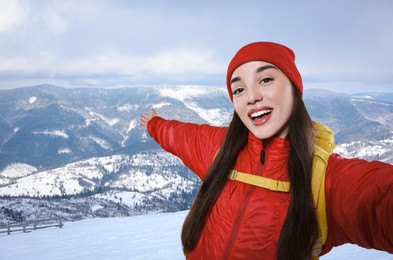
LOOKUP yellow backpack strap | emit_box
[229,170,290,192]
[310,145,329,258]
[311,121,335,259]
[313,121,335,154]
[224,121,335,259]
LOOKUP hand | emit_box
[140,108,158,129]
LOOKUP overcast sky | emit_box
[0,0,392,93]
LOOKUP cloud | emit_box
[145,49,223,75]
[0,0,392,93]
[44,12,69,35]
[2,49,220,75]
[0,0,26,33]
[0,48,224,87]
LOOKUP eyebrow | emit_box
[230,65,278,85]
[256,65,278,73]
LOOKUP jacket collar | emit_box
[247,131,291,177]
[247,131,291,155]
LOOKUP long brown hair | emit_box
[181,86,318,260]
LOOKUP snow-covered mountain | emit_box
[0,84,232,170]
[0,84,392,223]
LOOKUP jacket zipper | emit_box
[223,185,256,259]
[222,160,264,259]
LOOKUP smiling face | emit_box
[230,61,294,140]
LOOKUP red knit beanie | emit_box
[226,42,303,100]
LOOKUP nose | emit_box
[247,85,263,105]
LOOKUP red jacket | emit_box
[147,117,393,259]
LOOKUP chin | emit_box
[249,129,274,140]
[248,123,289,140]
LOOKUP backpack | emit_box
[227,121,335,259]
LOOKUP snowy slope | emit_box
[0,152,196,198]
[0,163,37,186]
[0,211,391,260]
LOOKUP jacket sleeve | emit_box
[147,116,226,180]
[323,153,393,254]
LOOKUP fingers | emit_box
[139,114,150,129]
[151,108,157,117]
[140,113,150,121]
[139,109,158,129]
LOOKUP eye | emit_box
[258,77,274,85]
[232,87,245,95]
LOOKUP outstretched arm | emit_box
[323,154,393,254]
[139,108,226,179]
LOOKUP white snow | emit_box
[58,147,72,154]
[127,119,138,133]
[382,134,393,144]
[33,130,69,139]
[0,167,88,196]
[357,145,389,158]
[0,152,195,199]
[85,118,93,127]
[87,135,112,150]
[153,102,171,109]
[159,85,230,126]
[0,157,113,197]
[0,210,391,260]
[334,137,393,160]
[0,163,37,178]
[159,85,208,101]
[185,103,231,126]
[141,131,148,142]
[29,96,37,104]
[118,103,140,113]
[94,190,145,207]
[86,108,120,126]
[90,204,104,212]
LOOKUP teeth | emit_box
[250,109,272,119]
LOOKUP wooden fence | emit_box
[0,218,63,235]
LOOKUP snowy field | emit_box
[0,210,392,260]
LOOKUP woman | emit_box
[140,42,393,260]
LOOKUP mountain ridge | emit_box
[0,84,392,222]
